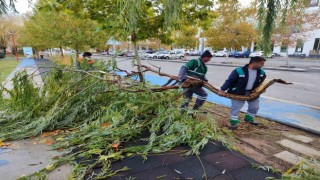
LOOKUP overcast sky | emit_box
[15,0,254,14]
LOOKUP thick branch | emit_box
[140,65,292,101]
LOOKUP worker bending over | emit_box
[178,50,213,113]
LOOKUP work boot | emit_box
[229,118,239,130]
[229,124,238,130]
[180,106,188,114]
[187,112,195,118]
[244,114,260,126]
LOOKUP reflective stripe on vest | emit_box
[236,68,245,77]
[189,59,205,76]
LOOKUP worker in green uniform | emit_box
[178,50,213,113]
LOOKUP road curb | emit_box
[141,59,307,72]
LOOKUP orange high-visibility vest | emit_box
[78,57,94,65]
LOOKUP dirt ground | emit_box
[201,102,320,172]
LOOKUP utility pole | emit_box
[9,32,19,61]
[198,28,204,54]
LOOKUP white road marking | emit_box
[261,95,320,110]
[264,79,316,87]
[292,82,316,87]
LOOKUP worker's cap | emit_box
[83,52,92,57]
[201,50,213,58]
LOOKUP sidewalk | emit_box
[2,58,43,91]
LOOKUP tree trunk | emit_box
[60,46,64,57]
[286,48,289,67]
[76,50,79,60]
[131,33,144,82]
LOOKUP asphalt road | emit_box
[96,55,320,108]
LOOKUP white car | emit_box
[249,51,275,58]
[147,52,162,59]
[215,50,229,57]
[157,51,171,59]
[160,51,185,59]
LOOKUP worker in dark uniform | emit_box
[178,50,213,113]
[218,57,267,130]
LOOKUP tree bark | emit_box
[131,33,144,82]
[60,46,64,57]
[139,65,292,101]
[76,50,79,60]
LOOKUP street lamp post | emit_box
[9,32,19,61]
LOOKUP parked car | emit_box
[175,51,185,59]
[228,51,238,57]
[126,51,135,57]
[117,51,126,56]
[190,50,200,56]
[144,50,154,54]
[215,50,229,57]
[288,52,306,58]
[147,51,162,59]
[234,51,251,58]
[157,51,171,59]
[211,51,217,56]
[249,51,275,58]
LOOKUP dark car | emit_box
[228,51,238,57]
[117,51,126,56]
[144,50,154,54]
[234,51,251,58]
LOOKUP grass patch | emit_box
[0,59,20,83]
[50,54,76,66]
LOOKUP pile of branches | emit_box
[0,61,294,179]
[0,62,230,179]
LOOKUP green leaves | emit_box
[99,152,124,161]
[0,61,229,178]
[88,149,103,155]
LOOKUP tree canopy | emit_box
[173,25,198,49]
[204,0,258,50]
[20,1,108,57]
[1,0,312,54]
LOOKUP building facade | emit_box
[273,0,320,57]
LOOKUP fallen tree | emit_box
[0,63,292,179]
[118,64,292,101]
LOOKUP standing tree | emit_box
[173,25,198,50]
[54,0,215,82]
[204,1,258,51]
[272,6,320,66]
[20,1,108,59]
[256,0,310,54]
[1,0,311,58]
[0,0,17,14]
[0,15,23,57]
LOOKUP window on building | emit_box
[314,38,320,51]
[310,0,319,7]
[295,40,304,52]
[281,45,288,53]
